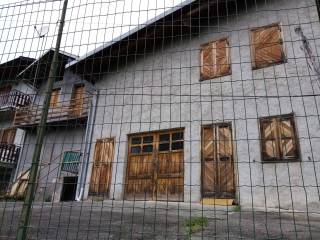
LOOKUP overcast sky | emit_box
[0,0,185,63]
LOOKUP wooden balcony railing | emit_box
[0,143,21,166]
[0,90,32,109]
[13,96,92,127]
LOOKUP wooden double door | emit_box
[202,123,235,199]
[125,129,184,201]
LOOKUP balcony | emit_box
[0,144,21,167]
[13,96,92,127]
[0,89,32,110]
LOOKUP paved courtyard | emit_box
[0,200,319,239]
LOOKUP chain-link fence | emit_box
[0,0,320,239]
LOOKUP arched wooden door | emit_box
[201,124,235,199]
[89,138,114,197]
[125,129,184,201]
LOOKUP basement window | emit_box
[260,114,299,162]
[251,24,286,69]
[200,38,231,80]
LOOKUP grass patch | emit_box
[185,217,209,236]
[232,205,241,212]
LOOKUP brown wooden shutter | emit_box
[70,85,85,117]
[252,24,285,69]
[0,128,16,144]
[278,117,297,159]
[261,118,279,160]
[90,138,114,196]
[216,39,230,77]
[201,38,230,80]
[201,43,215,80]
[49,89,60,108]
[260,115,298,161]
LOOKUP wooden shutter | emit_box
[200,38,230,80]
[251,24,285,69]
[261,119,279,160]
[260,115,298,161]
[216,39,230,77]
[70,85,85,117]
[50,89,60,108]
[90,138,114,196]
[278,117,298,159]
[0,128,16,144]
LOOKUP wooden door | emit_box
[202,124,235,198]
[70,85,85,117]
[89,138,114,197]
[0,128,16,144]
[125,129,184,201]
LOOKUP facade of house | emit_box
[65,0,320,211]
[2,0,319,212]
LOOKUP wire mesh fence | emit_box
[0,0,320,239]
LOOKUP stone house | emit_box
[66,0,320,211]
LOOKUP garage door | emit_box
[125,129,184,201]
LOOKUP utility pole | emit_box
[17,0,68,239]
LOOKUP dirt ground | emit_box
[0,200,319,239]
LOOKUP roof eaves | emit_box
[65,0,198,69]
[17,48,78,78]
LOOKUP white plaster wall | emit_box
[82,0,320,211]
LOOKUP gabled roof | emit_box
[18,48,78,87]
[67,0,232,81]
[0,56,35,83]
[66,0,198,69]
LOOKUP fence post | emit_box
[16,0,68,239]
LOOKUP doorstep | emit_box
[201,198,235,206]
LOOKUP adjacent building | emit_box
[0,56,35,196]
[13,49,94,202]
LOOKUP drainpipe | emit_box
[76,90,98,201]
[316,0,320,22]
[295,26,320,88]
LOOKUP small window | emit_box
[142,145,153,153]
[131,137,141,145]
[131,146,141,154]
[143,136,153,144]
[251,24,286,69]
[200,38,231,80]
[159,143,170,152]
[260,114,299,162]
[171,141,183,150]
[172,132,183,141]
[50,88,61,108]
[159,134,170,142]
[61,151,81,174]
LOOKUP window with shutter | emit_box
[200,38,231,80]
[251,24,285,69]
[50,88,61,108]
[260,114,299,162]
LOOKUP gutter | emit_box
[76,90,99,201]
